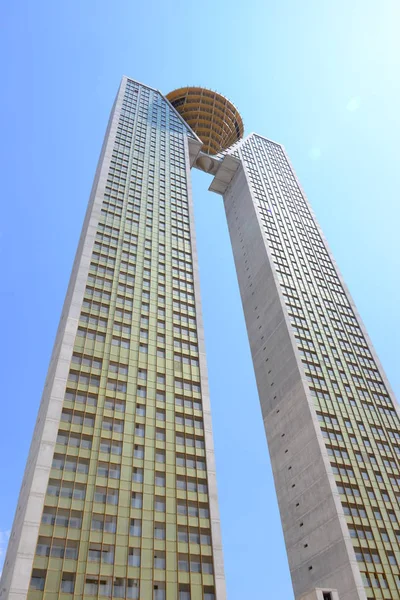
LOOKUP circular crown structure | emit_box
[166,87,244,155]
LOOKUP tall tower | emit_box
[0,78,239,600]
[1,77,399,600]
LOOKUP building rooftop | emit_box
[166,86,244,155]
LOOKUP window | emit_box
[112,337,130,349]
[204,588,215,600]
[104,397,125,413]
[137,386,146,398]
[130,519,142,537]
[61,573,75,594]
[135,424,145,437]
[131,492,143,509]
[155,451,165,463]
[179,584,191,600]
[155,472,165,487]
[68,370,100,387]
[97,462,120,479]
[178,555,189,571]
[36,537,78,560]
[89,544,114,564]
[99,439,122,455]
[72,351,102,368]
[102,418,124,433]
[154,524,165,540]
[202,558,213,574]
[128,548,141,567]
[113,579,126,598]
[380,529,389,541]
[136,404,146,417]
[154,552,166,569]
[199,504,209,518]
[85,578,99,596]
[65,389,97,407]
[189,530,200,544]
[201,530,211,545]
[106,380,127,393]
[46,480,86,500]
[155,496,166,512]
[88,545,101,562]
[134,444,144,459]
[127,580,139,600]
[133,468,143,483]
[178,527,188,542]
[41,508,82,529]
[30,570,46,591]
[138,368,147,380]
[154,584,166,600]
[94,487,118,505]
[91,514,117,533]
[156,428,165,441]
[109,362,128,375]
[190,557,201,572]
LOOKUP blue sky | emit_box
[1,1,399,597]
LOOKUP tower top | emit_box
[166,86,244,155]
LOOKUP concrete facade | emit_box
[221,162,365,600]
[207,132,400,599]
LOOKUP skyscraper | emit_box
[205,135,400,600]
[0,78,231,600]
[1,77,398,600]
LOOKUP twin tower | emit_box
[1,77,399,600]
